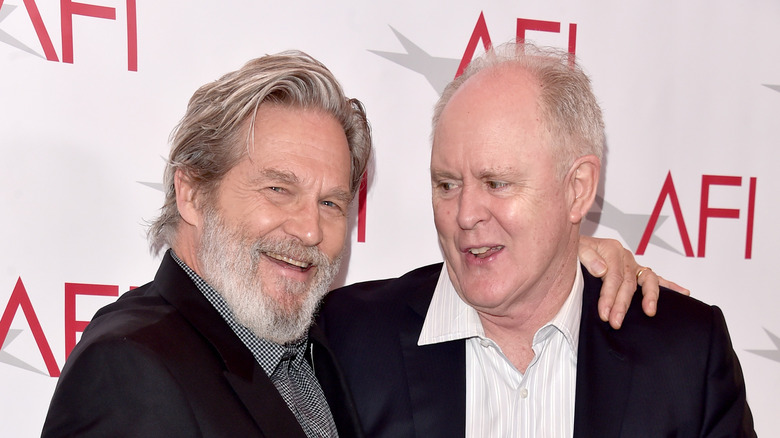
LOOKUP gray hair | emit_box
[148,51,372,254]
[432,41,604,177]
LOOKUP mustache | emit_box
[202,205,337,268]
[250,237,336,268]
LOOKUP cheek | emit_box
[432,200,456,231]
[320,218,348,258]
[515,204,569,247]
[243,206,283,237]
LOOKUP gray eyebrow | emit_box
[476,167,518,179]
[330,189,353,205]
[260,168,299,184]
[430,167,519,180]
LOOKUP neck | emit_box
[171,226,204,277]
[477,242,579,372]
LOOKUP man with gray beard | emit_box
[42,51,369,438]
[42,50,671,438]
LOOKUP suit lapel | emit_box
[309,324,364,438]
[400,265,466,438]
[223,367,307,437]
[154,252,307,438]
[573,267,633,438]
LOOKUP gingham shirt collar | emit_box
[169,250,307,376]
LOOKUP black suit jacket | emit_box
[318,263,755,437]
[42,251,362,438]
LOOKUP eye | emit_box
[486,180,507,189]
[268,186,286,193]
[320,199,347,216]
[437,181,456,191]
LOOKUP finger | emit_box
[606,250,637,329]
[579,237,608,277]
[597,266,622,325]
[658,275,691,296]
[588,239,624,323]
[636,267,660,317]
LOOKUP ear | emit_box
[174,169,202,228]
[566,155,600,224]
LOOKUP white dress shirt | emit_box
[419,263,583,438]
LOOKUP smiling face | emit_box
[431,65,587,318]
[191,104,352,342]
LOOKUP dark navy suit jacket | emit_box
[43,251,362,438]
[318,263,755,437]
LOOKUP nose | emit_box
[284,201,324,247]
[456,184,489,230]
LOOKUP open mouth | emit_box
[467,245,504,259]
[265,252,312,271]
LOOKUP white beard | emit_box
[197,207,341,344]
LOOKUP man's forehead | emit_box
[461,63,538,98]
[439,69,540,130]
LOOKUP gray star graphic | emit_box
[0,329,48,375]
[138,181,164,191]
[587,196,682,255]
[746,328,780,364]
[763,84,780,92]
[0,4,44,58]
[368,26,460,95]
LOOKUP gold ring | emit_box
[636,266,652,281]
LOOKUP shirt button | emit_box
[520,388,529,398]
[480,339,491,348]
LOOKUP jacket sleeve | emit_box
[41,338,203,438]
[701,306,756,438]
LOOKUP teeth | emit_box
[266,252,310,268]
[467,246,504,258]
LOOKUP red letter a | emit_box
[0,0,59,60]
[455,11,492,78]
[636,171,695,256]
[0,278,60,377]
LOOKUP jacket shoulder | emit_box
[323,263,442,309]
[317,263,442,347]
[577,268,755,436]
[78,282,181,345]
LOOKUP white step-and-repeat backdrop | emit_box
[2,1,778,436]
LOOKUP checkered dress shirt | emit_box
[171,251,338,437]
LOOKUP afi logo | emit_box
[0,0,138,71]
[0,278,126,377]
[457,12,578,77]
[637,172,757,259]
